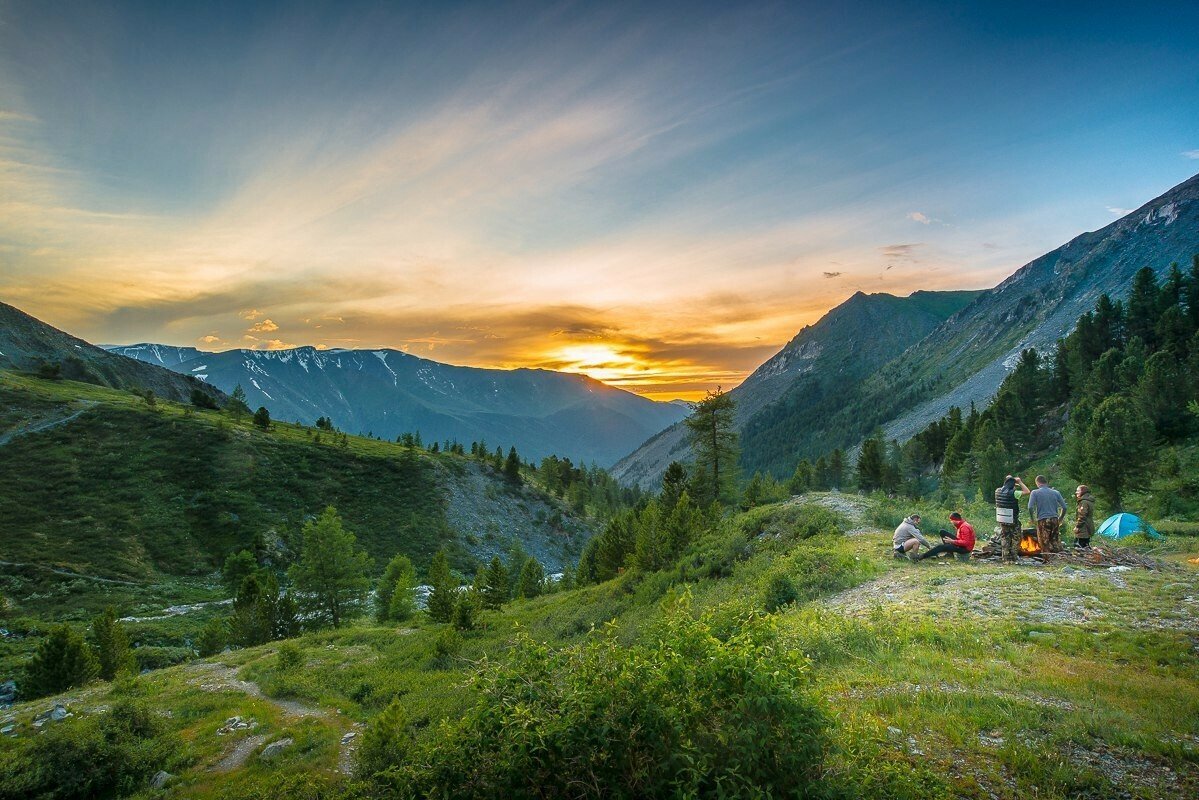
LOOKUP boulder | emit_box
[0,680,16,705]
[150,770,173,789]
[259,737,294,761]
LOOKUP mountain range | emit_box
[105,343,688,466]
[615,171,1199,487]
[611,290,981,488]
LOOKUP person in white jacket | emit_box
[892,514,931,561]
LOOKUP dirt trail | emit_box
[0,402,95,447]
[188,661,360,774]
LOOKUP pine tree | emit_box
[376,554,416,623]
[517,558,545,599]
[856,433,885,491]
[288,507,372,628]
[787,459,814,494]
[23,625,99,698]
[222,550,258,594]
[451,589,481,631]
[1069,395,1153,509]
[91,606,134,680]
[504,447,521,483]
[253,406,271,430]
[1126,267,1160,348]
[683,387,739,505]
[827,449,845,489]
[660,461,689,509]
[426,549,456,623]
[228,384,250,421]
[197,617,228,657]
[482,556,509,610]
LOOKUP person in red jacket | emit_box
[917,512,975,561]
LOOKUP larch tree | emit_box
[683,387,739,506]
[289,506,372,628]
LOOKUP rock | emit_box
[259,737,294,761]
[1,724,15,737]
[886,726,902,736]
[340,730,357,744]
[0,680,16,704]
[49,704,69,721]
[1108,565,1132,573]
[150,770,173,789]
[33,704,71,725]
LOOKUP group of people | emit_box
[891,474,1096,565]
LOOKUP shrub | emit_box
[371,598,831,798]
[191,389,219,409]
[762,572,800,612]
[23,624,99,698]
[277,641,303,671]
[432,627,462,665]
[0,699,183,799]
[196,616,229,657]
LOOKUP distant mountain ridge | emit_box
[0,302,224,404]
[611,289,981,489]
[615,171,1199,486]
[107,343,688,466]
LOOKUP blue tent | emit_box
[1096,513,1162,540]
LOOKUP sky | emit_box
[2,1,1198,400]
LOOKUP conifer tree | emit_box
[376,554,416,623]
[228,384,250,421]
[222,550,258,594]
[289,507,372,628]
[23,625,99,698]
[827,449,845,489]
[426,549,456,623]
[683,387,739,505]
[91,606,134,681]
[482,556,509,610]
[517,558,545,599]
[660,461,689,509]
[504,446,521,483]
[856,433,885,491]
[253,406,271,430]
[1068,395,1153,509]
[197,617,228,657]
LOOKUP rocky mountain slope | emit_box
[616,171,1199,485]
[0,302,224,404]
[611,290,980,489]
[107,343,687,466]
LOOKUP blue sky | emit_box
[2,0,1197,398]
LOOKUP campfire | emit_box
[1019,529,1042,556]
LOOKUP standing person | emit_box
[892,514,931,561]
[1073,484,1096,548]
[918,512,976,560]
[994,475,1029,563]
[1028,475,1067,553]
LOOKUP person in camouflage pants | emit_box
[994,475,1028,563]
[1028,475,1067,554]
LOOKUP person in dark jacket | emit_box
[918,512,975,560]
[994,475,1029,563]
[1073,484,1096,548]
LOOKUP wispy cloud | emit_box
[822,271,842,278]
[907,211,931,224]
[1183,150,1199,160]
[1106,206,1134,215]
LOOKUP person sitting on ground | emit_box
[1028,475,1067,554]
[918,512,976,560]
[892,513,931,561]
[1073,484,1096,548]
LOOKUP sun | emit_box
[552,343,642,383]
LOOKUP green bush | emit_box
[0,699,183,799]
[762,572,799,612]
[368,598,831,798]
[132,645,193,671]
[735,503,843,541]
[432,627,462,666]
[277,641,303,671]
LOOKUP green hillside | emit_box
[2,495,1196,799]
